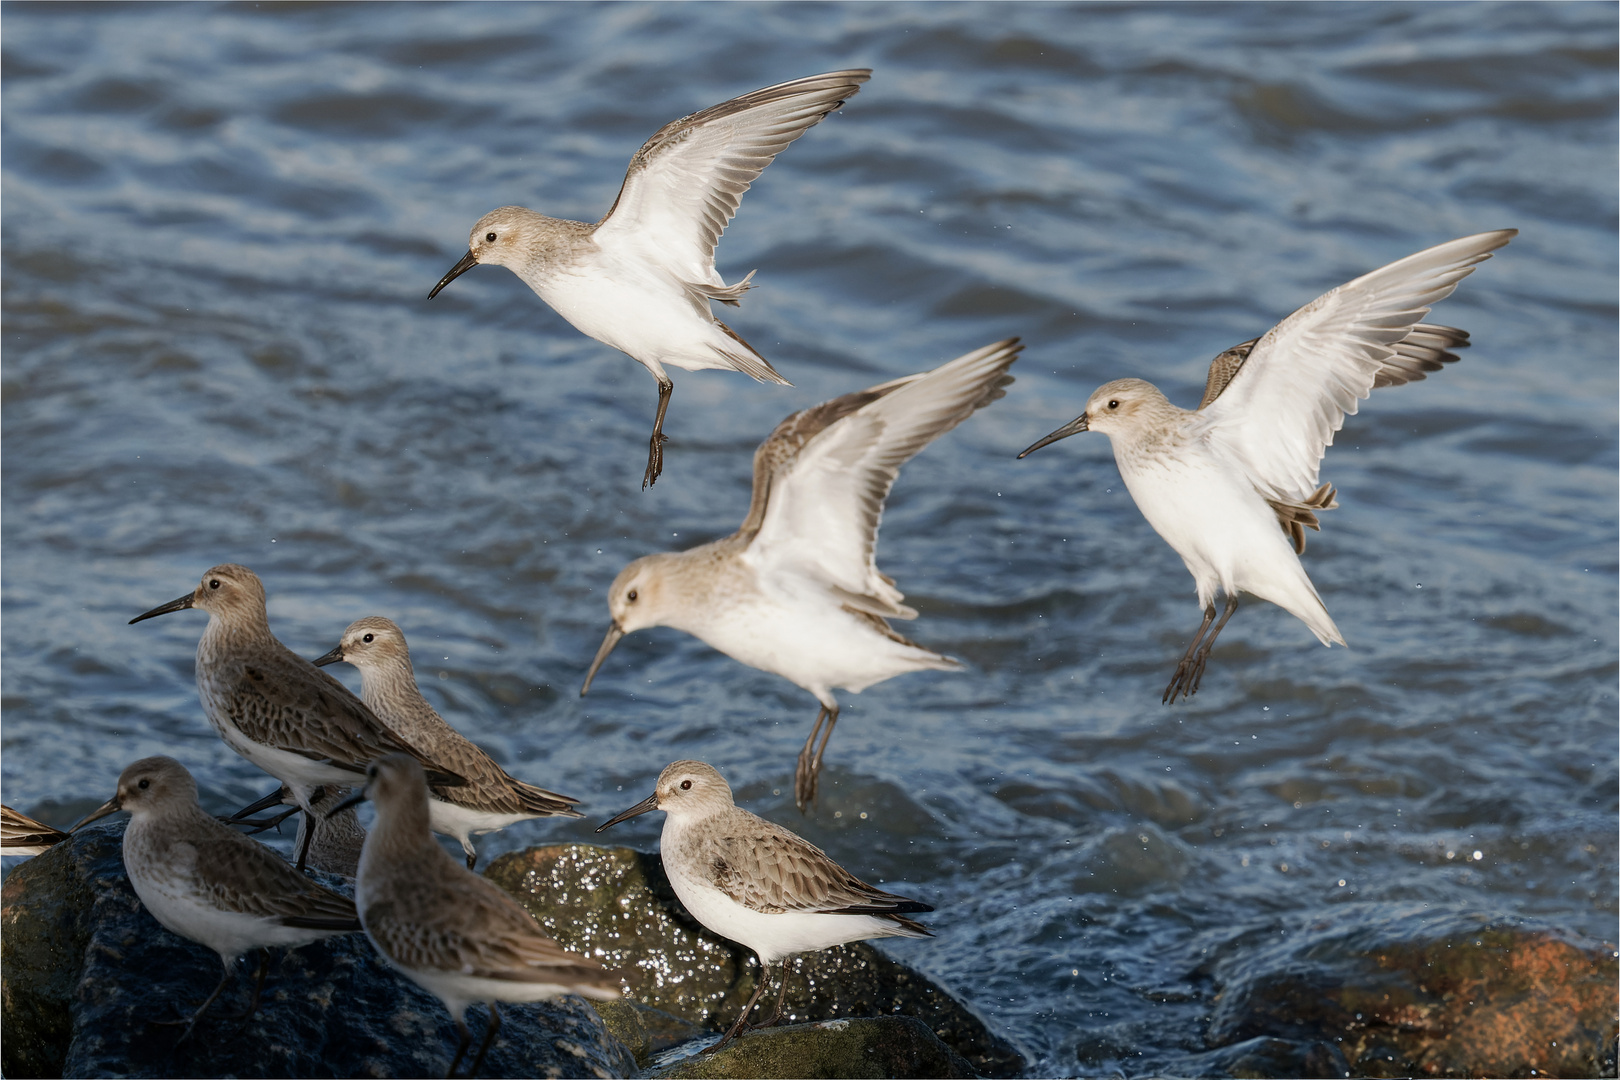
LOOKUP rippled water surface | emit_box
[4,3,1616,1074]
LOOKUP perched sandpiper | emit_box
[1019,230,1516,701]
[130,564,465,868]
[2,804,69,857]
[338,754,619,1079]
[428,69,871,488]
[233,783,366,879]
[73,757,361,1039]
[313,616,581,869]
[598,760,931,1051]
[583,339,1022,809]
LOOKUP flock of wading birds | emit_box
[1,69,1516,1075]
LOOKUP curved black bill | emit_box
[70,796,123,832]
[1017,414,1090,459]
[310,645,344,668]
[428,250,479,299]
[595,792,658,833]
[229,786,291,822]
[580,622,625,697]
[130,593,195,625]
[326,791,367,819]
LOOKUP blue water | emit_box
[4,3,1615,1074]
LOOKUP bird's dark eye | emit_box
[680,779,692,791]
[138,778,150,790]
[485,232,497,243]
[627,589,638,602]
[209,579,221,589]
[1107,400,1119,410]
[363,633,374,643]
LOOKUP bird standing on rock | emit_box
[598,760,932,1053]
[312,616,581,869]
[582,339,1021,810]
[428,69,871,488]
[1020,230,1516,701]
[129,564,466,869]
[73,757,360,1040]
[337,754,620,1080]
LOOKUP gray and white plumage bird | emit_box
[130,564,466,868]
[582,339,1021,810]
[598,760,931,1052]
[428,69,871,488]
[73,756,360,1039]
[312,616,581,869]
[1020,230,1516,701]
[338,754,619,1079]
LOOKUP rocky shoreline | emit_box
[5,823,1614,1078]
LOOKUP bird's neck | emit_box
[357,666,439,744]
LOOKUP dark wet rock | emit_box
[651,1016,977,1079]
[593,999,708,1068]
[486,844,1025,1078]
[1,820,636,1079]
[1202,908,1618,1079]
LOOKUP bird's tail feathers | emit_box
[713,319,790,384]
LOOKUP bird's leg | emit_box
[1182,595,1240,699]
[708,961,773,1053]
[466,1002,502,1080]
[221,948,269,1031]
[463,840,478,871]
[447,1016,474,1079]
[153,958,235,1042]
[294,808,316,872]
[794,705,839,812]
[643,377,674,489]
[760,959,794,1028]
[1163,603,1218,704]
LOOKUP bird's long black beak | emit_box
[70,795,123,832]
[580,622,625,697]
[595,792,658,833]
[1017,413,1090,459]
[428,250,479,299]
[130,593,194,625]
[228,786,291,822]
[310,644,344,668]
[327,791,368,819]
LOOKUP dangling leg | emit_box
[709,960,773,1053]
[1182,595,1240,700]
[643,377,674,489]
[794,704,838,812]
[760,959,794,1028]
[1163,603,1218,704]
[446,1015,474,1079]
[466,1002,502,1080]
[462,839,478,871]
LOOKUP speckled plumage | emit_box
[130,565,462,821]
[314,617,580,868]
[599,761,929,1051]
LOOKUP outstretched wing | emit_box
[594,70,870,292]
[1198,323,1472,409]
[1194,231,1514,502]
[743,339,1021,618]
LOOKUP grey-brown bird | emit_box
[313,616,581,869]
[73,757,361,1039]
[130,564,465,869]
[338,754,619,1079]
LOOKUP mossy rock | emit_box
[652,1015,977,1079]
